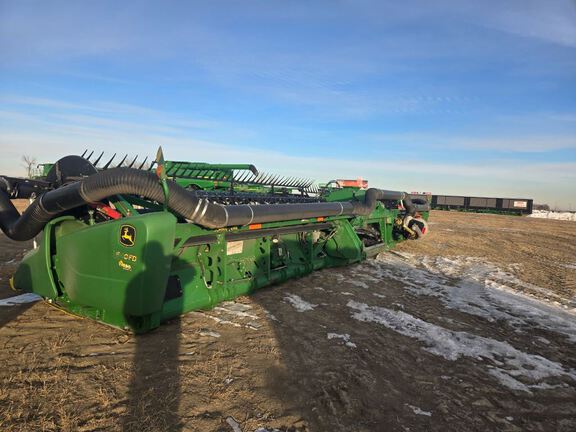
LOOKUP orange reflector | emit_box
[249,223,262,230]
[316,217,325,222]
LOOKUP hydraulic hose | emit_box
[0,168,416,241]
[351,189,417,217]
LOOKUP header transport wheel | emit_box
[403,216,429,240]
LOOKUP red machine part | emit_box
[91,203,122,220]
[336,178,368,189]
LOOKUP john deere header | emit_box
[0,149,429,333]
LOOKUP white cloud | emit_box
[481,0,576,48]
[373,132,576,152]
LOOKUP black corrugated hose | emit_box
[0,167,416,241]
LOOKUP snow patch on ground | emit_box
[327,332,357,348]
[201,314,241,328]
[199,302,261,330]
[363,253,576,343]
[284,294,317,312]
[199,330,221,338]
[214,302,259,320]
[348,279,369,289]
[347,300,576,393]
[0,293,42,306]
[87,351,117,357]
[529,210,576,221]
[405,404,432,417]
[263,310,279,322]
[225,417,242,432]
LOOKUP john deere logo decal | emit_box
[120,225,136,247]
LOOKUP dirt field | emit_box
[1,210,575,432]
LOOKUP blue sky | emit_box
[1,0,575,208]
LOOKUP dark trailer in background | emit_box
[431,195,533,215]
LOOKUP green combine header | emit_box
[0,149,429,333]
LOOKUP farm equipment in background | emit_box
[0,149,429,333]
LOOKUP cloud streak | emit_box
[373,133,576,152]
